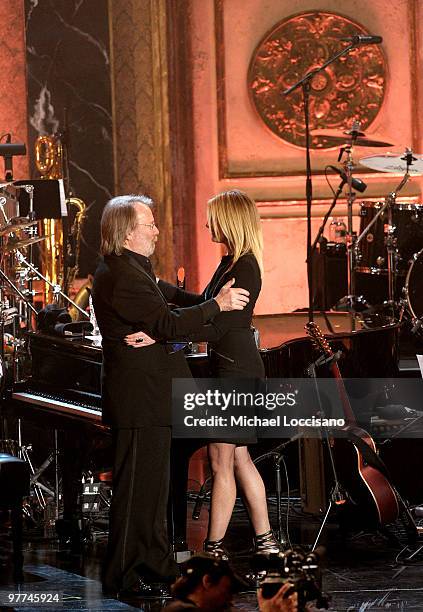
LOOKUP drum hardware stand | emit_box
[386,163,412,309]
[17,418,61,528]
[0,268,37,316]
[0,270,33,386]
[354,152,412,316]
[344,123,360,300]
[0,195,8,224]
[336,123,363,318]
[19,185,36,304]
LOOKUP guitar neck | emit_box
[329,362,356,425]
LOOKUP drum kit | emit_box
[314,126,423,336]
[0,184,87,390]
[0,187,40,383]
[355,151,423,332]
[0,182,91,531]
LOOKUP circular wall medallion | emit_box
[248,12,387,149]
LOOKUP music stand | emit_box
[0,142,26,182]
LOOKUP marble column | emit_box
[25,0,114,277]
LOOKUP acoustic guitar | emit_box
[305,321,400,527]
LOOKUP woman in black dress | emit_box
[126,190,279,557]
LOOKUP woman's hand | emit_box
[124,331,156,348]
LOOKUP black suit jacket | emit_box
[92,251,219,428]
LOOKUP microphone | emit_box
[328,165,367,193]
[341,35,383,45]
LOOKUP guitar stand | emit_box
[307,356,349,551]
[311,483,349,551]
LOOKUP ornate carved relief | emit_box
[248,11,387,149]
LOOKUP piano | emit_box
[7,312,403,536]
[12,311,400,411]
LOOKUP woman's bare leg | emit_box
[234,445,271,535]
[206,443,236,541]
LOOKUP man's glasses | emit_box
[138,222,158,230]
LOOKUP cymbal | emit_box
[0,217,38,236]
[311,128,367,137]
[359,152,423,174]
[312,132,393,147]
[3,235,46,252]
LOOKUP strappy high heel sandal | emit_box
[203,538,229,560]
[254,529,281,554]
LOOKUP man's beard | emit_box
[145,241,156,257]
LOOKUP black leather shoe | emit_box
[118,577,171,600]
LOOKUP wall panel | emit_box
[191,0,423,313]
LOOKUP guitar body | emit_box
[329,427,399,527]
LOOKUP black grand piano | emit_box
[6,312,404,541]
[11,311,400,416]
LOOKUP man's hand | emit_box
[214,278,250,312]
[124,331,156,348]
[257,582,298,612]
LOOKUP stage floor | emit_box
[1,498,423,611]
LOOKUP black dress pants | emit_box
[102,426,178,591]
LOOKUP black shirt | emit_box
[123,248,155,280]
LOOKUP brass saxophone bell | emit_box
[34,135,63,179]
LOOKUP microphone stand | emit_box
[253,434,302,546]
[309,179,346,258]
[14,250,89,319]
[284,41,359,323]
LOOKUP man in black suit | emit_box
[92,195,249,598]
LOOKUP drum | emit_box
[403,248,423,322]
[356,202,423,274]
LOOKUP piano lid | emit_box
[252,311,398,351]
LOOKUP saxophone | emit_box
[34,134,88,314]
[35,135,63,179]
[66,197,92,321]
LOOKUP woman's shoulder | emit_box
[232,253,260,272]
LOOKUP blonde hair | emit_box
[207,189,263,275]
[100,195,153,256]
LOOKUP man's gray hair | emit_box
[100,194,154,256]
[107,194,153,210]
